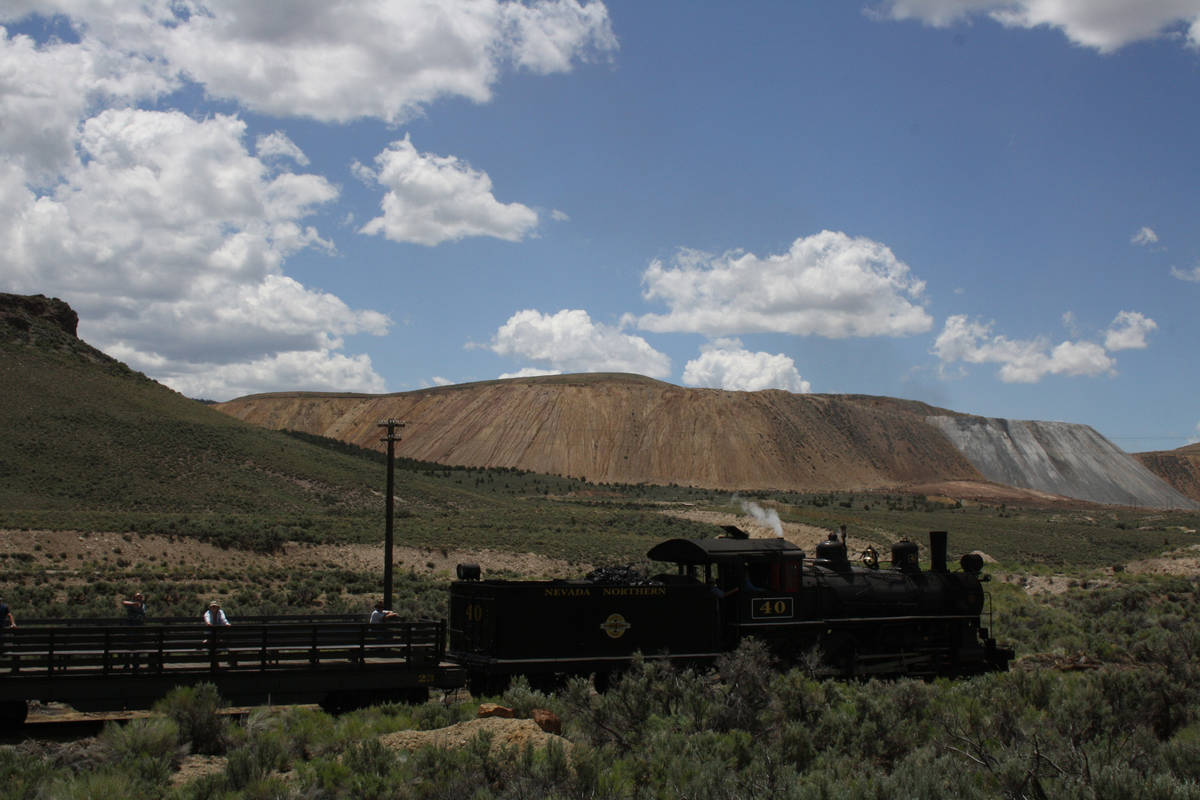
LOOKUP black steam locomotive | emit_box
[449,528,1012,693]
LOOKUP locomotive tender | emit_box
[449,528,1012,693]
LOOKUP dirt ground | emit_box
[380,716,569,755]
[0,528,579,580]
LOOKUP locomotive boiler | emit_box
[449,528,1012,693]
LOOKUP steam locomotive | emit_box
[449,528,1012,693]
[0,528,1012,725]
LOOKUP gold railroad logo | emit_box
[600,613,631,639]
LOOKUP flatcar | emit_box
[449,528,1012,693]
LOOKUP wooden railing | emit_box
[0,619,446,677]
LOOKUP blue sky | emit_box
[3,1,1199,451]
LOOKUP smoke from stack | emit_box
[738,498,783,537]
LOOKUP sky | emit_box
[2,1,1199,453]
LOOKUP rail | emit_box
[0,619,446,678]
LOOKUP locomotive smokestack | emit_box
[930,531,948,572]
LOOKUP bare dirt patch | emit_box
[905,480,1087,509]
[171,754,226,787]
[379,716,569,755]
[1125,544,1200,577]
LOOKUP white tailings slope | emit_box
[926,416,1200,510]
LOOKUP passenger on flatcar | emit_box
[122,592,146,625]
[0,598,13,653]
[203,601,231,627]
[370,601,399,623]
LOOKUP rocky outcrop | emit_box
[0,293,78,340]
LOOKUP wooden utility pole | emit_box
[378,419,405,609]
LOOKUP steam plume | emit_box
[737,497,783,537]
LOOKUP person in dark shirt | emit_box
[122,592,146,625]
[0,598,13,653]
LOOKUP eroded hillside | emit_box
[216,374,981,492]
[216,374,1200,509]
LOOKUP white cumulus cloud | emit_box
[638,230,932,338]
[3,0,616,124]
[488,309,670,377]
[933,314,1123,383]
[498,367,565,379]
[356,136,539,246]
[149,349,387,402]
[871,0,1200,52]
[682,338,811,393]
[0,26,176,183]
[0,109,389,400]
[256,131,310,166]
[1104,311,1156,351]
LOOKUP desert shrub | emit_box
[561,654,711,751]
[337,736,401,800]
[166,770,229,800]
[712,637,778,732]
[500,675,556,718]
[99,715,180,763]
[405,696,476,731]
[0,747,59,800]
[400,732,580,800]
[258,705,340,760]
[154,683,229,755]
[97,715,181,786]
[224,729,292,790]
[37,767,155,800]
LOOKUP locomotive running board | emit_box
[736,613,982,630]
[450,652,724,666]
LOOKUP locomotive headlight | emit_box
[456,563,481,581]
